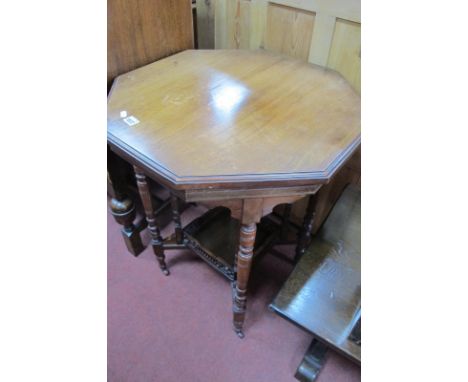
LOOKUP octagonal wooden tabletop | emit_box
[107,49,360,190]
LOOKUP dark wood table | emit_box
[270,185,361,381]
[107,49,360,338]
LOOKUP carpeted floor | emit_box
[108,205,360,382]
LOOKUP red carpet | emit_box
[108,205,360,381]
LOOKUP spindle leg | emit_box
[170,194,184,244]
[233,222,257,338]
[295,195,317,262]
[134,166,169,275]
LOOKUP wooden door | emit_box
[108,0,194,88]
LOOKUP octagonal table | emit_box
[107,49,360,338]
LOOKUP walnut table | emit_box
[107,49,361,338]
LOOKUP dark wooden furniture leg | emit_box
[171,194,184,244]
[107,147,144,256]
[295,339,328,382]
[233,221,257,338]
[295,195,317,262]
[134,166,170,276]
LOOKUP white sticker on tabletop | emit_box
[123,115,140,126]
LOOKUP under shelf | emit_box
[182,207,280,281]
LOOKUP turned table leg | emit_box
[134,166,169,276]
[233,222,257,338]
[295,195,317,262]
[170,194,184,244]
[107,147,144,256]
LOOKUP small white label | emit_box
[123,116,140,126]
[120,110,128,118]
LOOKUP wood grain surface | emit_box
[107,49,360,190]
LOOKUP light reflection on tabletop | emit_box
[210,78,251,117]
